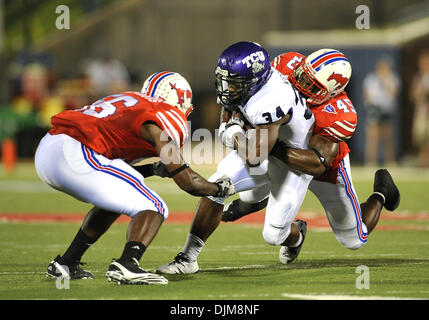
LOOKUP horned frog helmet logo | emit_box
[252,61,265,74]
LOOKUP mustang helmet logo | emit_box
[169,82,192,107]
[327,72,348,88]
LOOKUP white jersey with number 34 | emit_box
[243,68,315,149]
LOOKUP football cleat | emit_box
[46,255,94,280]
[374,169,400,211]
[222,198,268,222]
[106,258,168,285]
[279,220,307,265]
[155,252,199,275]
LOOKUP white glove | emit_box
[221,118,245,149]
[214,175,236,197]
[218,122,227,141]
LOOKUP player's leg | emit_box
[36,134,97,279]
[155,197,224,275]
[309,172,368,250]
[36,133,168,284]
[106,209,168,285]
[262,157,313,264]
[53,207,120,267]
[77,144,169,284]
[156,151,270,274]
[309,155,400,250]
[222,184,270,222]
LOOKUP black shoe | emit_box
[46,255,94,280]
[106,258,168,285]
[374,169,400,211]
[222,198,268,222]
[279,220,307,264]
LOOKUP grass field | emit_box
[1,161,429,301]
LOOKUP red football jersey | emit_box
[49,92,189,163]
[271,53,357,184]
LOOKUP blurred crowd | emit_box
[7,51,131,128]
[1,48,429,168]
[410,50,429,167]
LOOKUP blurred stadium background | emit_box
[0,0,429,168]
[1,0,429,301]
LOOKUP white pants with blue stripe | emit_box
[236,154,368,250]
[34,133,168,219]
[309,154,368,249]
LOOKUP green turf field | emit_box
[1,162,429,300]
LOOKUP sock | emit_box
[182,233,205,262]
[288,232,303,248]
[118,241,146,263]
[61,228,97,265]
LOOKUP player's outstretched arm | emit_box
[270,134,339,177]
[140,123,234,197]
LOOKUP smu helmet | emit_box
[215,41,272,110]
[290,49,352,105]
[141,71,194,117]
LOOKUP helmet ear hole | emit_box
[141,71,193,116]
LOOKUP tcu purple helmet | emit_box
[215,41,271,110]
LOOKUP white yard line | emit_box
[281,293,428,300]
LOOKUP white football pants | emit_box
[237,154,368,250]
[34,133,168,219]
[208,150,313,246]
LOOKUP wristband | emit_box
[169,164,189,177]
[311,148,329,170]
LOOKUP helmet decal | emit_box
[252,61,266,74]
[141,71,194,116]
[327,72,349,88]
[169,82,192,108]
[310,50,348,71]
[145,71,176,98]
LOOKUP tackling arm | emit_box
[270,134,339,177]
[140,123,233,197]
[226,111,288,167]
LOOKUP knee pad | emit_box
[333,226,368,250]
[262,224,291,246]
